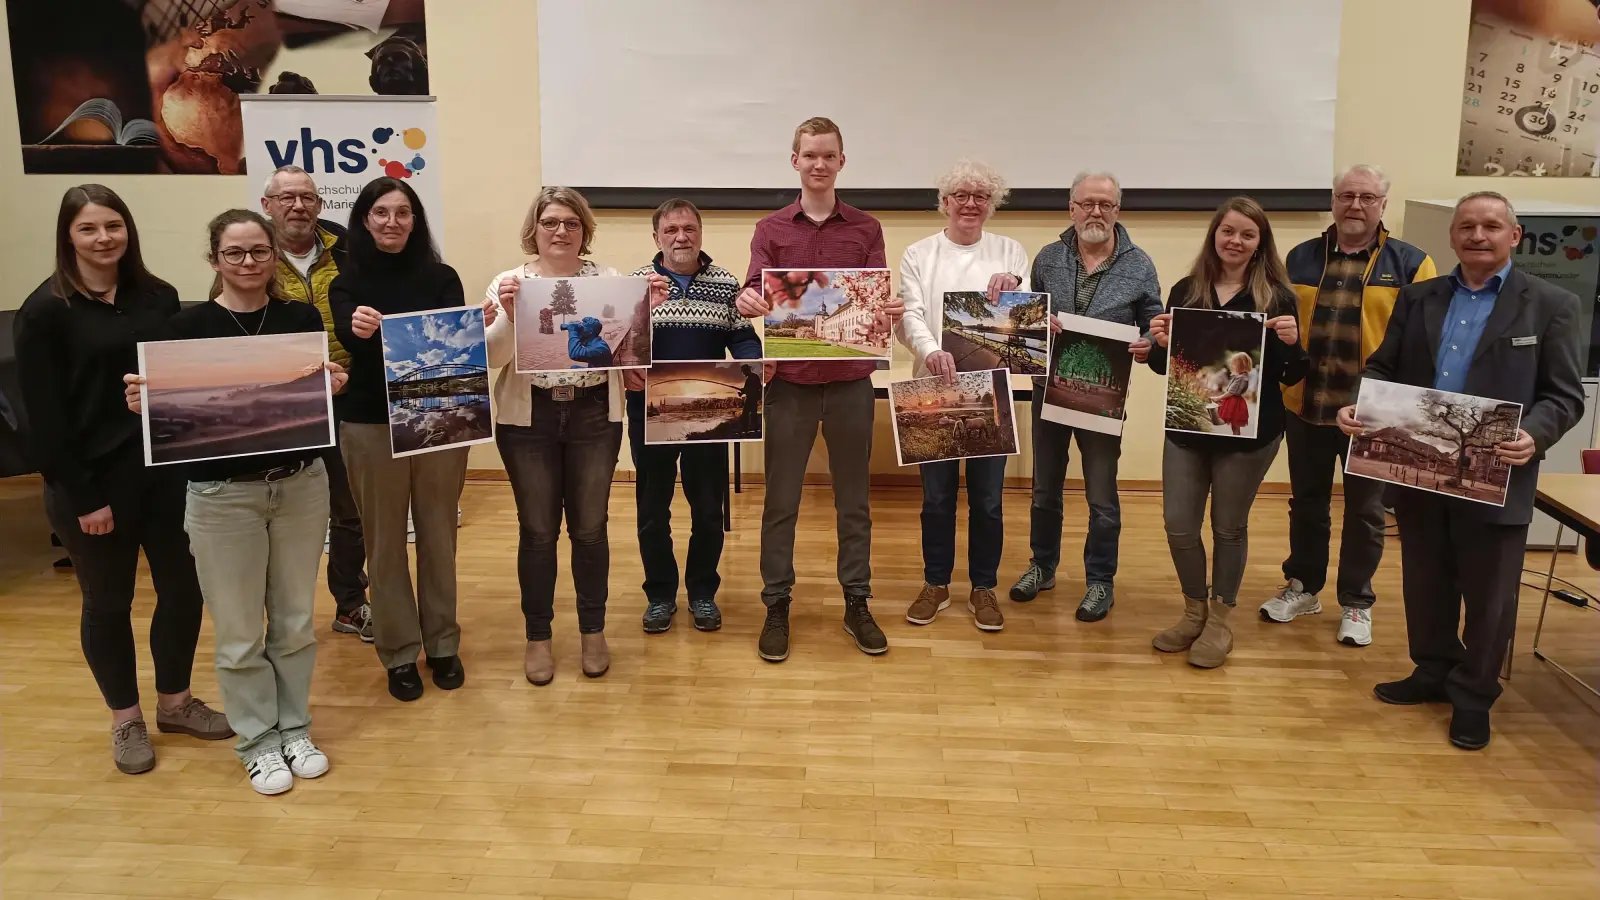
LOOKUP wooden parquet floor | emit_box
[2,478,1598,900]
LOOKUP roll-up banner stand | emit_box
[240,95,442,244]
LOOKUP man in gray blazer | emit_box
[1338,191,1585,751]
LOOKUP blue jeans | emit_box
[1027,385,1122,585]
[919,457,1006,589]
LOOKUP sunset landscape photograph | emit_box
[139,331,334,465]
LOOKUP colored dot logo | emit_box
[373,126,429,180]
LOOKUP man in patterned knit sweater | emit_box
[624,200,763,635]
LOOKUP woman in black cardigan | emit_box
[1145,196,1308,669]
[330,177,470,702]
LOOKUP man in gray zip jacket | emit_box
[1009,172,1162,622]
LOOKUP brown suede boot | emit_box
[1187,599,1235,669]
[581,632,610,678]
[1152,596,1208,653]
[524,640,554,686]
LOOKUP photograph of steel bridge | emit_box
[381,307,495,457]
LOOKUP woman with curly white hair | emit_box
[894,159,1031,633]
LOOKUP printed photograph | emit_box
[382,306,493,458]
[1346,380,1522,507]
[1042,313,1139,436]
[139,330,333,465]
[643,361,764,445]
[761,268,892,360]
[889,368,1018,466]
[514,275,652,373]
[940,290,1049,375]
[7,0,429,174]
[1164,307,1267,439]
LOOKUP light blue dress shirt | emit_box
[1434,261,1512,393]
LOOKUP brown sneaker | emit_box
[155,697,234,741]
[112,718,155,775]
[525,639,554,686]
[581,632,610,678]
[968,588,1004,632]
[905,584,950,625]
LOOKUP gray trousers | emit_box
[760,377,874,605]
[1162,436,1282,606]
[340,422,467,668]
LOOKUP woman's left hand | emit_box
[646,272,671,309]
[326,361,349,395]
[1268,315,1299,346]
[481,297,499,328]
[122,374,145,414]
[622,368,646,391]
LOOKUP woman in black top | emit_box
[125,209,348,796]
[13,185,232,776]
[329,177,470,702]
[1146,196,1308,669]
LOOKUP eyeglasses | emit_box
[218,246,274,265]
[1072,200,1119,214]
[368,207,413,225]
[538,218,584,233]
[268,192,320,208]
[948,191,992,206]
[1335,192,1386,207]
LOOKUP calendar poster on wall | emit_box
[1458,0,1600,177]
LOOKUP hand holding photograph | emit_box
[1345,380,1522,507]
[760,268,892,360]
[889,368,1018,466]
[1042,312,1139,435]
[940,290,1049,375]
[514,275,652,373]
[1163,307,1267,439]
[644,361,764,445]
[382,306,494,458]
[138,331,334,466]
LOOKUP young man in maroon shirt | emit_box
[735,117,901,662]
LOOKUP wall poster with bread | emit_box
[6,0,429,175]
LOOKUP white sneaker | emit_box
[1260,579,1322,623]
[283,735,329,778]
[1337,607,1373,647]
[245,749,293,795]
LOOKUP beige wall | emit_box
[4,0,1598,481]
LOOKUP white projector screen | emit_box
[537,0,1342,209]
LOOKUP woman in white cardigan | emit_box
[484,187,665,685]
[893,160,1032,633]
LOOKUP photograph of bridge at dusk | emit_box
[381,307,495,458]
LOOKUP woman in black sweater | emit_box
[124,209,348,795]
[329,177,470,702]
[1146,196,1308,669]
[13,185,232,775]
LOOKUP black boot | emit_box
[758,597,791,662]
[843,592,887,656]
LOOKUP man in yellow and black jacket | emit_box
[261,165,369,643]
[1260,165,1437,648]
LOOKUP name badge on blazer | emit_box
[1511,335,1538,347]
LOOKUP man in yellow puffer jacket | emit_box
[1262,164,1437,648]
[261,165,369,642]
